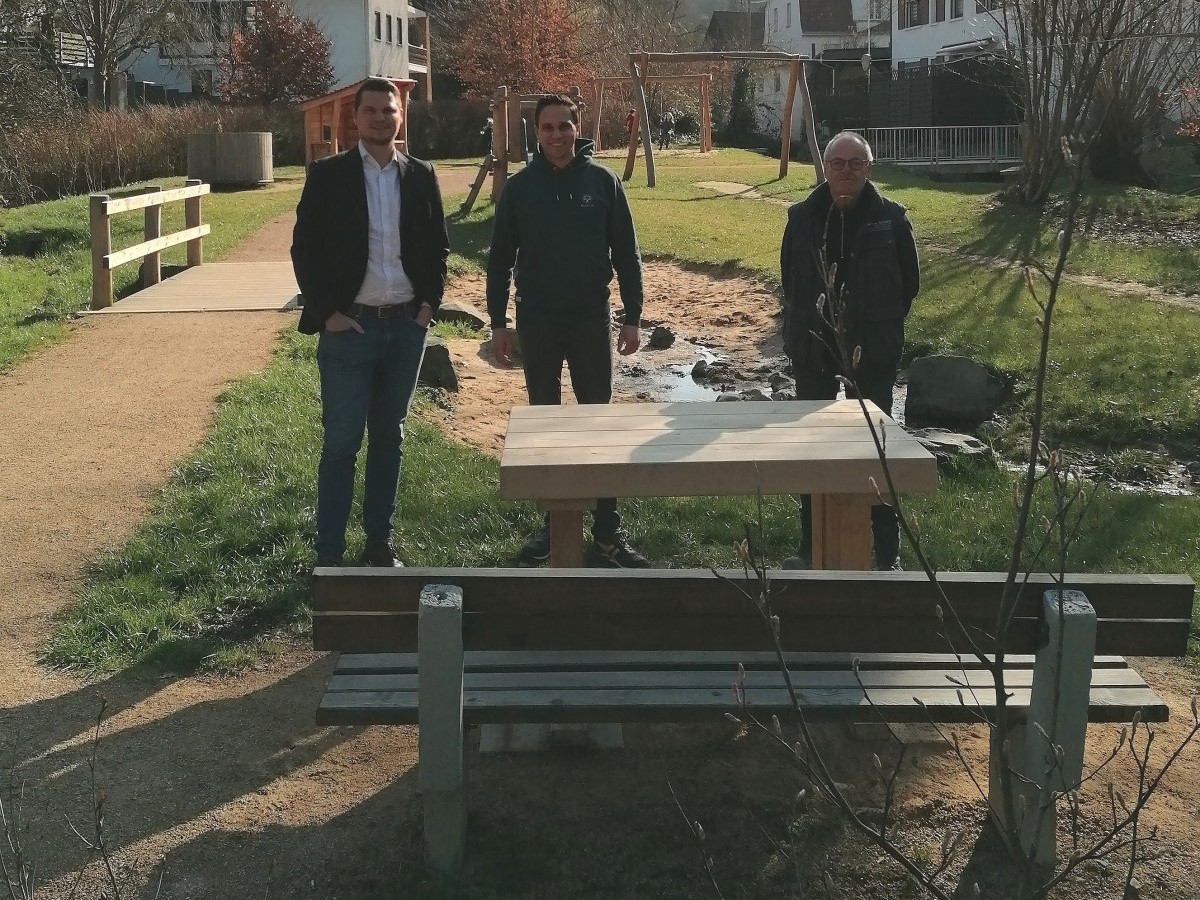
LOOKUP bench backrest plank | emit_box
[312,569,1194,657]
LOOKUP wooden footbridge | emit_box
[87,182,299,315]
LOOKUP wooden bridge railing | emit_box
[89,179,210,310]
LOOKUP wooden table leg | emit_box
[548,508,585,567]
[810,494,873,570]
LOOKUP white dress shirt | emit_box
[354,140,416,307]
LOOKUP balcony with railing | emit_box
[407,43,428,70]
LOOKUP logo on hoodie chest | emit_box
[579,193,595,209]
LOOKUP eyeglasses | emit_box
[826,157,869,172]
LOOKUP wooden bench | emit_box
[311,567,1194,872]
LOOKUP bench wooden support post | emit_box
[417,584,467,872]
[990,588,1096,870]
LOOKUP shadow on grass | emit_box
[0,225,85,258]
[448,215,493,271]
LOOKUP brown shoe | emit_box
[359,541,404,567]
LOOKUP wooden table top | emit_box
[499,400,938,501]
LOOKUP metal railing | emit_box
[863,125,1020,163]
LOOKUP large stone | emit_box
[910,428,990,460]
[436,300,487,330]
[647,325,675,349]
[905,355,1005,425]
[420,336,458,391]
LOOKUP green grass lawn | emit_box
[0,166,306,371]
[23,151,1200,674]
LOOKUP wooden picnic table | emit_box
[499,399,939,569]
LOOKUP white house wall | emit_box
[890,0,1004,68]
[758,0,890,137]
[291,0,369,88]
[122,0,416,97]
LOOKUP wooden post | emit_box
[184,178,203,267]
[592,82,604,150]
[141,186,162,288]
[622,90,640,181]
[507,91,524,164]
[780,60,801,178]
[492,87,509,200]
[418,584,467,873]
[427,23,434,98]
[797,61,824,184]
[89,194,113,310]
[633,53,655,187]
[455,152,494,219]
[700,75,712,152]
[330,98,342,155]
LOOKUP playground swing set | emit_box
[453,49,822,219]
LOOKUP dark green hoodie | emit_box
[486,139,644,329]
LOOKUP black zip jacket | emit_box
[780,180,919,376]
[486,140,644,329]
[291,147,449,335]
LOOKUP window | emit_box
[386,14,393,42]
[774,71,781,92]
[374,10,381,40]
[951,0,963,16]
[772,6,779,30]
[905,0,924,26]
[786,3,791,27]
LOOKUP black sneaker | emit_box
[359,541,404,567]
[592,531,651,569]
[516,525,551,566]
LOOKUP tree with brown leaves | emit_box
[445,0,589,98]
[220,0,334,107]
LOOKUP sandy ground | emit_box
[2,209,1199,899]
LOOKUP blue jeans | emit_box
[315,314,427,560]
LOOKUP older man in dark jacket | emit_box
[780,130,920,570]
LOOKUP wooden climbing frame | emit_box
[623,50,823,188]
[588,74,713,153]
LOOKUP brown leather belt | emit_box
[350,300,418,320]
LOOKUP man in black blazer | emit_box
[292,77,450,569]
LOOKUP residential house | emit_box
[124,0,433,101]
[889,0,1005,71]
[756,0,891,138]
[703,9,765,50]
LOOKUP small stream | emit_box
[611,342,1194,496]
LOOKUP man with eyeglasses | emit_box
[779,130,920,571]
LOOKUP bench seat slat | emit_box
[318,684,1167,727]
[314,613,1190,657]
[331,651,1132,674]
[324,666,1150,694]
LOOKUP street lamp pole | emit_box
[861,51,872,137]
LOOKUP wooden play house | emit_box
[300,78,417,167]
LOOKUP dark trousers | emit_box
[516,318,621,539]
[793,367,900,568]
